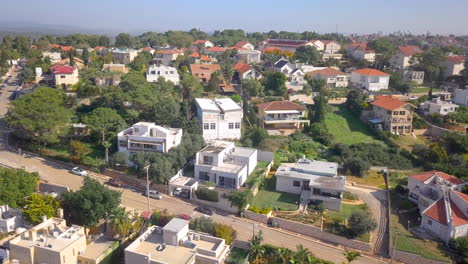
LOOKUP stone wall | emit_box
[393,250,450,264]
[270,217,372,252]
[103,168,168,194]
[39,182,70,196]
[243,210,271,224]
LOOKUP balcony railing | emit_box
[264,116,305,121]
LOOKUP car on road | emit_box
[172,187,182,196]
[195,206,215,216]
[71,167,87,176]
[146,190,163,200]
[409,95,418,100]
[108,178,124,187]
[178,214,192,220]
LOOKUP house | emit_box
[351,46,376,62]
[275,159,345,211]
[351,68,390,91]
[117,122,183,166]
[321,53,343,61]
[140,46,155,54]
[233,41,255,50]
[189,52,215,63]
[190,64,221,83]
[0,205,22,233]
[271,59,306,86]
[256,101,310,135]
[60,46,73,52]
[50,65,79,88]
[55,57,85,69]
[125,218,230,264]
[42,51,62,63]
[153,49,184,65]
[345,42,367,56]
[146,65,180,84]
[102,63,128,74]
[205,46,227,56]
[443,56,466,77]
[97,64,126,86]
[407,171,468,243]
[403,70,425,85]
[308,68,349,88]
[322,40,341,54]
[259,39,323,53]
[195,98,243,141]
[233,62,259,80]
[453,89,468,106]
[194,140,257,189]
[390,46,423,69]
[192,40,214,51]
[110,48,139,64]
[365,95,415,134]
[236,49,261,64]
[9,218,87,264]
[419,97,459,116]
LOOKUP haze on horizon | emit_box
[3,0,468,35]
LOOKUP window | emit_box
[143,144,153,149]
[210,123,216,129]
[235,122,240,129]
[170,71,174,74]
[119,140,127,147]
[293,181,300,187]
[399,111,405,115]
[203,156,213,165]
[393,111,399,115]
[199,171,209,181]
[203,123,209,130]
[268,114,275,118]
[229,123,234,129]
[60,75,66,78]
[428,220,432,226]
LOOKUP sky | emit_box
[2,0,468,35]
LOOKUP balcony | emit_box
[263,116,310,124]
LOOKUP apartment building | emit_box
[146,65,180,84]
[0,205,22,233]
[110,48,139,64]
[195,98,243,141]
[407,171,468,243]
[275,159,345,211]
[364,95,415,135]
[9,218,87,264]
[117,122,183,165]
[351,68,390,91]
[420,97,459,116]
[194,140,257,189]
[256,101,310,136]
[390,46,423,69]
[125,218,229,264]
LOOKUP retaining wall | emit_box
[393,250,450,264]
[243,210,270,225]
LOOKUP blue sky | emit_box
[4,0,468,34]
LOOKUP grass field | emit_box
[325,106,382,145]
[325,203,372,243]
[411,86,441,94]
[251,176,299,211]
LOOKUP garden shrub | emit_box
[195,187,219,202]
[343,191,359,201]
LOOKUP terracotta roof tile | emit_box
[257,101,306,111]
[371,95,409,110]
[234,41,250,48]
[424,199,448,225]
[398,46,423,56]
[233,62,252,74]
[454,191,468,202]
[60,46,73,52]
[310,67,346,76]
[451,201,468,226]
[447,56,466,64]
[51,65,75,74]
[206,46,226,52]
[156,49,182,54]
[409,171,463,185]
[190,64,221,74]
[352,68,389,76]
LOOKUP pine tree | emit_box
[82,48,89,66]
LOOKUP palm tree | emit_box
[343,248,361,263]
[277,247,293,264]
[111,207,132,243]
[294,245,312,263]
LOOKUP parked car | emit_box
[180,189,190,199]
[71,167,87,176]
[195,206,215,216]
[147,190,163,200]
[108,178,124,187]
[178,214,192,220]
[172,187,182,196]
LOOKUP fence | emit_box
[103,168,168,194]
[39,182,70,196]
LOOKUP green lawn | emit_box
[325,203,372,243]
[226,247,249,264]
[324,106,382,145]
[251,176,299,211]
[245,161,269,188]
[411,86,441,94]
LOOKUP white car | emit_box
[147,190,163,200]
[71,167,87,176]
[173,187,182,196]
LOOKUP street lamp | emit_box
[143,165,151,213]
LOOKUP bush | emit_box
[228,190,253,212]
[347,211,377,238]
[248,205,260,213]
[195,187,219,202]
[260,207,271,214]
[214,224,237,245]
[190,217,217,235]
[343,191,359,201]
[394,184,406,194]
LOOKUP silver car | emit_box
[71,167,87,176]
[147,190,163,200]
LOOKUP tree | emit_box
[368,38,395,70]
[347,211,377,238]
[69,140,91,162]
[69,51,75,66]
[115,33,134,48]
[345,90,368,115]
[0,168,38,208]
[98,35,111,47]
[22,193,60,224]
[6,87,72,147]
[313,95,328,122]
[206,72,220,92]
[82,48,89,65]
[294,45,320,65]
[414,48,446,82]
[249,231,265,262]
[214,224,237,245]
[343,248,361,263]
[277,247,293,264]
[227,190,253,212]
[241,79,264,97]
[62,177,121,229]
[84,107,126,164]
[110,207,132,243]
[264,72,287,96]
[294,244,312,263]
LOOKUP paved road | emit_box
[0,67,387,264]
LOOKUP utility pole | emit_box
[143,165,151,212]
[18,148,22,168]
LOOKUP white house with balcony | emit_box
[256,101,310,136]
[194,141,257,189]
[146,65,180,84]
[275,159,345,211]
[351,68,390,91]
[419,97,459,116]
[195,98,243,141]
[407,171,468,243]
[117,122,183,166]
[0,205,23,233]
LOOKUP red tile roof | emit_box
[50,44,61,49]
[371,95,408,111]
[51,65,75,74]
[31,45,37,49]
[234,41,250,48]
[233,62,252,74]
[60,46,73,52]
[322,40,337,45]
[454,191,468,202]
[141,47,154,51]
[190,64,221,74]
[206,46,226,52]
[193,40,210,45]
[94,46,106,50]
[156,49,183,54]
[347,42,367,49]
[189,52,213,61]
[451,201,468,226]
[261,47,281,53]
[229,46,248,51]
[424,199,448,225]
[410,171,464,185]
[140,211,152,219]
[263,39,309,48]
[257,101,306,111]
[398,46,423,56]
[310,68,346,76]
[352,68,389,76]
[447,56,466,64]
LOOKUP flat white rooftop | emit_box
[196,98,242,112]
